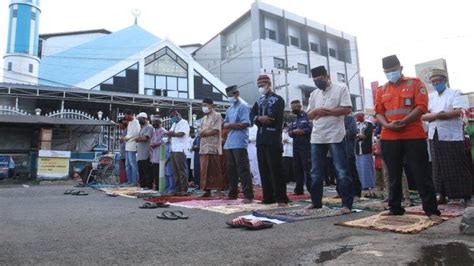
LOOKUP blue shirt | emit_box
[224,100,250,149]
[288,111,312,150]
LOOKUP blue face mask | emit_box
[385,70,401,83]
[314,79,327,90]
[171,117,178,123]
[228,97,237,104]
[434,82,446,93]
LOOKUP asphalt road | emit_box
[1,184,473,265]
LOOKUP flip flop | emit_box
[64,190,75,195]
[71,190,88,196]
[226,217,249,228]
[169,211,188,219]
[106,192,118,197]
[157,211,178,220]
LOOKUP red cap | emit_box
[257,74,271,84]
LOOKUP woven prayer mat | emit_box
[337,213,444,234]
[406,202,465,218]
[253,206,344,222]
[144,195,221,203]
[301,197,389,212]
[239,187,311,201]
[99,187,153,198]
[170,199,243,208]
[201,202,295,215]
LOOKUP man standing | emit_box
[199,98,225,197]
[122,109,140,186]
[355,112,375,192]
[305,66,354,213]
[247,124,260,186]
[136,112,154,189]
[118,118,128,184]
[422,69,473,207]
[288,100,312,195]
[168,110,190,196]
[224,85,254,203]
[375,55,441,221]
[150,118,167,191]
[282,123,294,183]
[344,114,362,199]
[252,75,289,206]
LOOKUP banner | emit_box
[37,150,71,180]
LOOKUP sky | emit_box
[1,0,473,92]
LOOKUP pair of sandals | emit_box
[64,190,88,196]
[226,217,273,230]
[139,202,170,209]
[156,211,188,220]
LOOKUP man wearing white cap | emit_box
[121,109,140,186]
[136,112,154,189]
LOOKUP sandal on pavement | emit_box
[157,211,178,220]
[64,190,75,195]
[226,217,249,228]
[71,190,88,196]
[170,211,188,219]
[242,219,274,230]
[139,202,170,209]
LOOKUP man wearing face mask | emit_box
[136,112,154,189]
[251,75,288,206]
[199,98,225,197]
[305,66,354,214]
[422,69,472,207]
[375,55,441,222]
[168,110,190,196]
[288,100,312,195]
[224,85,254,203]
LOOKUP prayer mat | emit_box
[337,213,444,234]
[144,195,221,203]
[238,187,311,201]
[202,202,294,215]
[301,198,389,212]
[253,206,344,223]
[170,199,243,208]
[406,202,465,218]
[98,187,156,198]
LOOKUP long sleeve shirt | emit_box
[125,118,140,152]
[251,92,285,147]
[288,111,312,150]
[344,115,358,159]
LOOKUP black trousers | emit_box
[138,160,153,189]
[348,156,362,197]
[152,163,160,191]
[293,148,311,194]
[226,149,254,199]
[257,145,289,203]
[381,139,440,216]
[282,157,294,183]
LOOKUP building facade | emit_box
[193,2,363,110]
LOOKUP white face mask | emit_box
[162,137,169,143]
[258,86,268,95]
[202,106,210,114]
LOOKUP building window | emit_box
[329,48,337,58]
[289,36,299,47]
[7,62,12,71]
[297,63,308,74]
[31,12,36,21]
[265,28,277,41]
[274,57,285,69]
[29,64,33,73]
[337,73,346,83]
[310,42,319,53]
[12,10,18,18]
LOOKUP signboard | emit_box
[37,150,71,180]
[0,156,9,178]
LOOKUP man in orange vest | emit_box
[375,55,442,222]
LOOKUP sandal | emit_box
[157,211,178,220]
[71,190,88,196]
[139,202,170,209]
[64,190,75,195]
[226,217,248,228]
[170,211,188,219]
[241,219,273,230]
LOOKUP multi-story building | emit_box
[194,1,363,110]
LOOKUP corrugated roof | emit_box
[39,25,160,88]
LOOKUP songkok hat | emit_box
[429,69,447,79]
[203,98,213,105]
[257,74,271,84]
[382,55,400,69]
[311,66,328,78]
[225,85,238,93]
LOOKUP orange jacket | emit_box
[375,76,428,140]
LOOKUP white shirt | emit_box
[170,119,190,152]
[428,88,464,141]
[124,118,140,152]
[282,131,293,157]
[248,124,258,144]
[307,82,353,144]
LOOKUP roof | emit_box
[39,29,111,40]
[39,25,161,88]
[0,115,114,126]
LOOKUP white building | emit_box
[193,1,363,110]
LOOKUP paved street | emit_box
[1,184,473,265]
